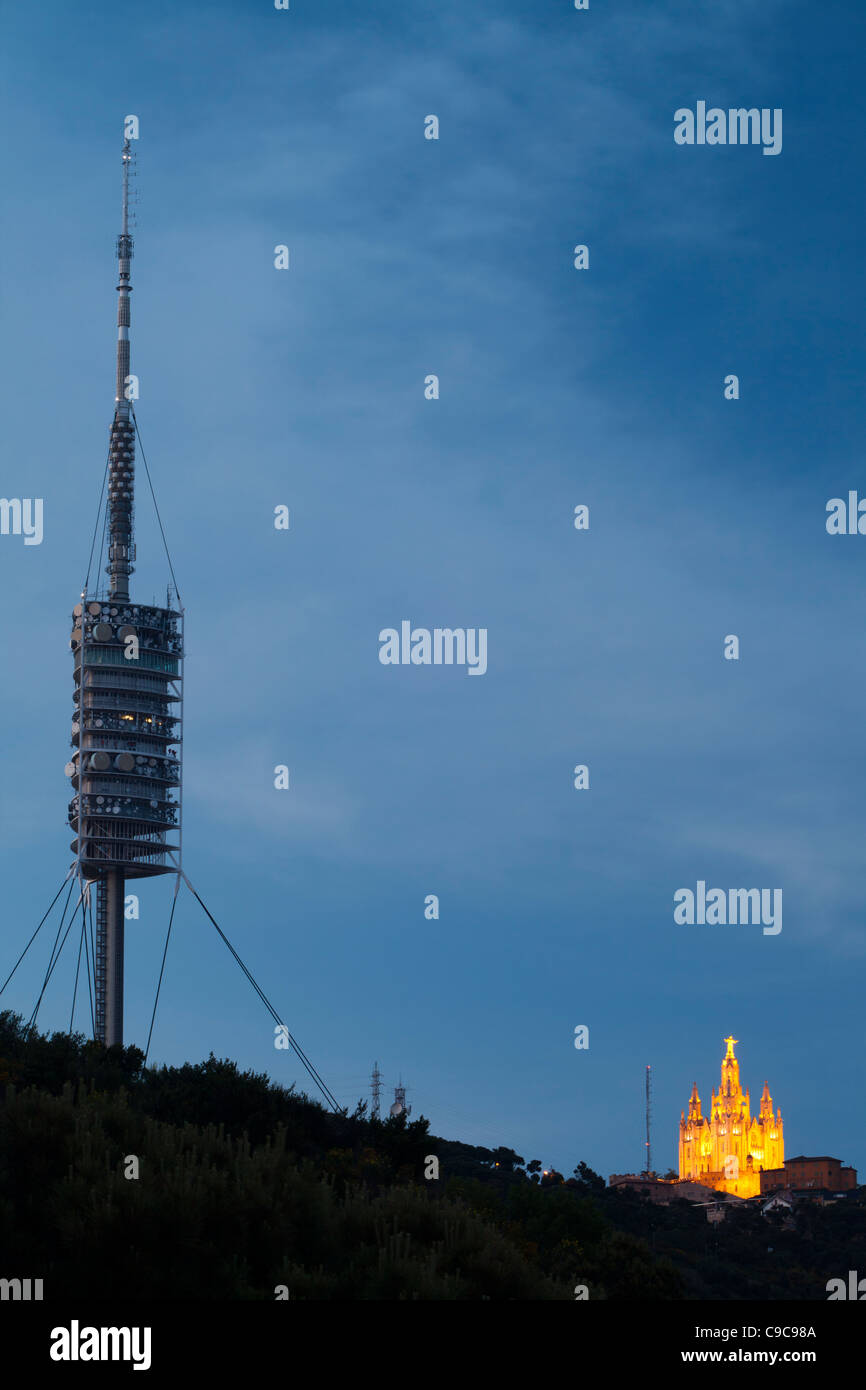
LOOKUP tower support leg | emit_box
[103,869,125,1046]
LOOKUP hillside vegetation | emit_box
[0,1012,859,1300]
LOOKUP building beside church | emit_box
[760,1155,857,1197]
[678,1037,783,1198]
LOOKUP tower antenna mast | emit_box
[110,133,135,597]
[645,1064,652,1176]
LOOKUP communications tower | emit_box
[644,1064,652,1175]
[65,131,183,1046]
[0,124,339,1115]
[390,1080,411,1118]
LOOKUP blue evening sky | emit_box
[0,0,864,1178]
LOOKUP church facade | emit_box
[678,1037,783,1198]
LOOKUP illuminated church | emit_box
[678,1037,783,1198]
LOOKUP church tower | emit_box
[678,1037,783,1197]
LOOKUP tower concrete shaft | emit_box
[102,870,125,1046]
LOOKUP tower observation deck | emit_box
[65,131,183,1047]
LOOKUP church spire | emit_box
[687,1081,702,1120]
[721,1035,741,1097]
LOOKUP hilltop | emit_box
[0,1012,861,1300]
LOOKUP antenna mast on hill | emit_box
[390,1078,411,1118]
[645,1064,653,1175]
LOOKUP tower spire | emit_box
[108,132,136,600]
[116,136,133,407]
